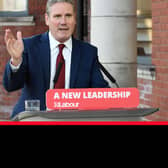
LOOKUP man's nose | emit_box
[60,16,66,24]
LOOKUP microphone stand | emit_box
[98,61,120,88]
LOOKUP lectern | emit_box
[12,108,159,121]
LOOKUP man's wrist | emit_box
[11,58,22,66]
[10,57,22,72]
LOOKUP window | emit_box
[137,0,152,65]
[0,0,28,16]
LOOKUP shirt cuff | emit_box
[10,58,22,72]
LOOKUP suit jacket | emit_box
[3,32,109,118]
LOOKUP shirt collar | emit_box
[49,31,72,52]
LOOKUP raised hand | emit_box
[4,29,24,66]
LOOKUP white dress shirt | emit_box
[49,32,72,89]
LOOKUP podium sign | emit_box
[46,88,139,110]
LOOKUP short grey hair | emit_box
[46,0,75,15]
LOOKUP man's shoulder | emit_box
[23,32,48,45]
[73,38,97,50]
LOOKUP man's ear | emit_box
[45,13,49,26]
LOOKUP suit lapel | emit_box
[39,32,51,90]
[70,38,81,88]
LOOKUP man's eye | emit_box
[54,15,61,18]
[66,14,72,18]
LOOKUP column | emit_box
[91,0,137,87]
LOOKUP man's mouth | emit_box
[59,28,69,31]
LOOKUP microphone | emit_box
[53,62,63,84]
[98,61,120,88]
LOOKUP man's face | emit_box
[45,2,76,43]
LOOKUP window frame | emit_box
[0,0,28,17]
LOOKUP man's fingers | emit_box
[5,29,24,59]
[4,29,15,43]
[17,31,22,42]
[6,39,15,55]
[4,29,9,43]
[6,29,15,39]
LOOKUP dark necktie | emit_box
[54,44,65,89]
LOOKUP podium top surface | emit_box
[12,108,159,121]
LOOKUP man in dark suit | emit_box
[3,0,109,118]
